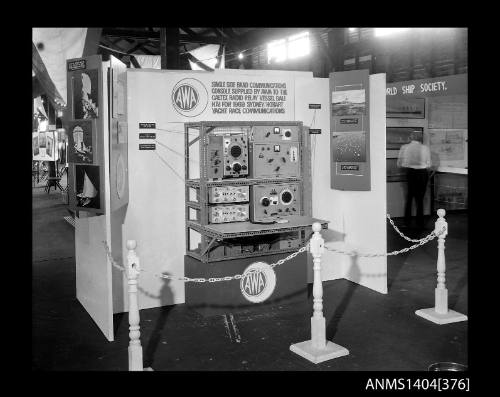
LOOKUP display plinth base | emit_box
[185,252,307,317]
[290,340,349,364]
[415,308,468,325]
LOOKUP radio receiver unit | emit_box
[250,183,301,222]
[208,185,249,204]
[209,204,249,224]
[206,133,248,179]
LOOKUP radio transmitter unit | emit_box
[250,183,301,222]
[249,142,300,178]
[206,133,248,179]
[209,204,249,224]
[208,186,249,204]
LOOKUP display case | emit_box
[184,121,326,263]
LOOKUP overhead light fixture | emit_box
[374,28,410,37]
[238,53,244,60]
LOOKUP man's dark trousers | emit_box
[405,168,429,229]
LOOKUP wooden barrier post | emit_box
[126,240,153,371]
[290,222,349,364]
[415,209,468,325]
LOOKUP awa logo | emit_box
[171,78,208,117]
[240,262,276,303]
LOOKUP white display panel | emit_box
[298,74,387,294]
[74,61,114,341]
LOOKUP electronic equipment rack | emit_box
[184,121,327,263]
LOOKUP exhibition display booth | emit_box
[65,55,387,341]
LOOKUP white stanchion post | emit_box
[290,223,349,364]
[415,209,468,325]
[126,240,148,371]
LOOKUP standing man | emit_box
[397,131,432,230]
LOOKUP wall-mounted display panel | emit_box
[32,130,58,161]
[387,96,425,119]
[429,129,467,168]
[66,55,105,214]
[386,126,423,150]
[108,55,129,211]
[330,69,371,191]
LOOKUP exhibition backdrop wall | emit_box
[121,68,305,312]
[118,68,388,312]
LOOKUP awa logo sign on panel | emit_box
[240,262,276,303]
[171,78,208,117]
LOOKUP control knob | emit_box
[232,162,242,172]
[261,197,270,207]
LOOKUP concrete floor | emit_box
[32,187,468,371]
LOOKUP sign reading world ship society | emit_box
[169,75,293,120]
[240,262,276,303]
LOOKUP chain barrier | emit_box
[386,213,428,243]
[102,237,311,283]
[104,222,445,282]
[324,226,446,258]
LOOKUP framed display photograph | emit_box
[33,134,39,156]
[387,96,425,119]
[332,89,366,117]
[39,131,47,148]
[428,129,467,167]
[72,69,99,119]
[46,135,53,158]
[386,127,423,150]
[74,164,101,210]
[333,131,367,162]
[67,119,95,164]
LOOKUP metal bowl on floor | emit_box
[428,362,467,371]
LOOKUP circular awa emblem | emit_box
[171,78,208,117]
[240,262,276,303]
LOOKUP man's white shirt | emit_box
[397,140,431,169]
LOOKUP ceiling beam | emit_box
[127,41,147,54]
[180,27,198,36]
[32,42,64,106]
[102,28,222,45]
[82,28,102,56]
[236,27,314,50]
[310,29,333,71]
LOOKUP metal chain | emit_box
[325,226,446,258]
[386,213,427,243]
[156,241,311,283]
[102,239,309,283]
[103,241,126,272]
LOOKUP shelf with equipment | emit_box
[184,121,323,263]
[186,217,328,262]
